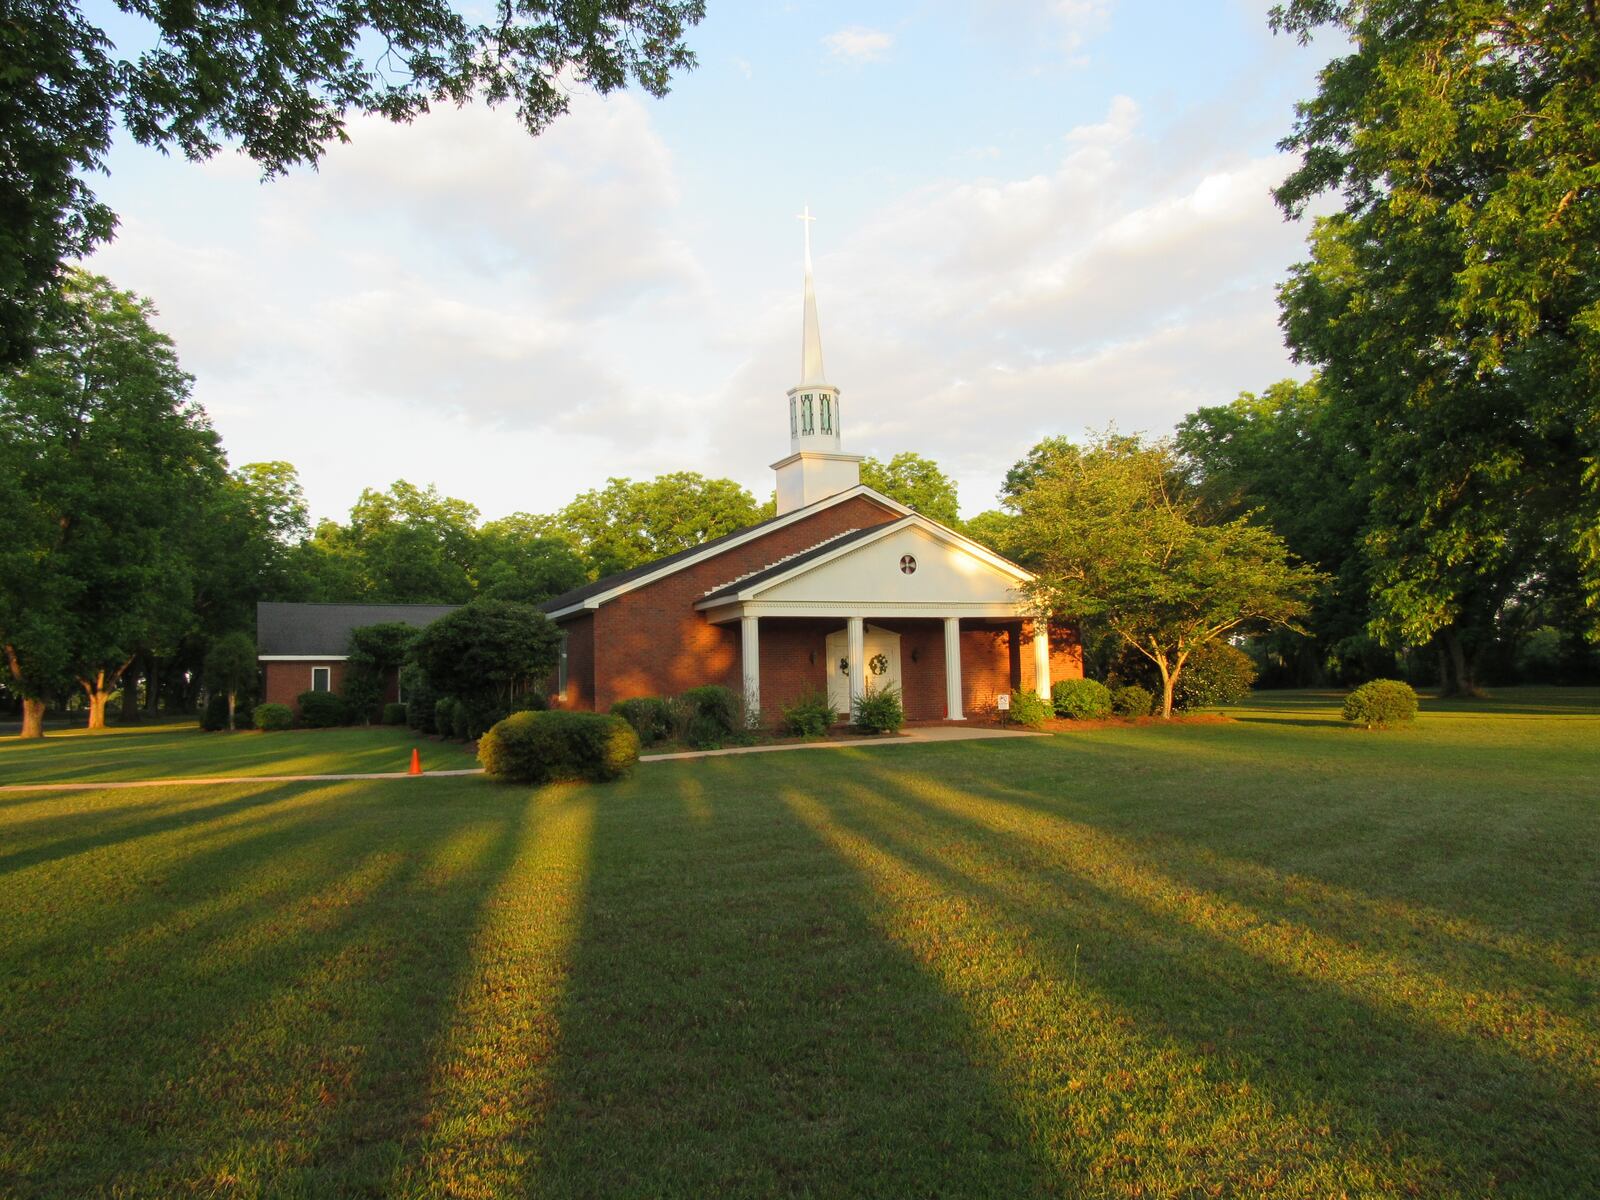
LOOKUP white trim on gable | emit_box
[543,484,912,621]
[260,655,350,662]
[695,514,1032,611]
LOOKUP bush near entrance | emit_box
[1053,678,1113,720]
[478,711,640,784]
[1008,689,1053,728]
[611,697,675,746]
[781,690,837,737]
[853,686,904,734]
[1343,679,1419,729]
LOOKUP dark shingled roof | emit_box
[256,602,460,657]
[698,525,890,603]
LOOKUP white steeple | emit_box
[773,206,860,515]
[799,205,827,387]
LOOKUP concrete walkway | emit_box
[640,723,1041,761]
[0,725,1041,793]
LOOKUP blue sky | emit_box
[85,1,1334,524]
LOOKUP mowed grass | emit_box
[0,720,478,784]
[0,690,1596,1198]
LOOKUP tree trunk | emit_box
[145,654,160,716]
[227,690,237,731]
[119,659,140,723]
[80,661,132,731]
[20,697,45,739]
[1439,627,1480,698]
[1156,659,1175,719]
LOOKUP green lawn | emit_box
[1,690,1596,1197]
[0,720,479,784]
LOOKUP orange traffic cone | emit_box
[409,748,422,776]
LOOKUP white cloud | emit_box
[822,26,894,64]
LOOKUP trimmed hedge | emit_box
[1342,679,1418,729]
[853,685,903,734]
[478,711,640,784]
[1008,689,1053,728]
[611,696,675,745]
[1111,684,1154,719]
[1053,677,1113,720]
[296,690,347,728]
[253,703,293,731]
[781,690,836,737]
[382,702,407,726]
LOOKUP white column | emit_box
[740,615,760,722]
[1033,619,1051,699]
[943,616,965,720]
[847,616,865,716]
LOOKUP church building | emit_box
[256,218,1081,721]
[536,217,1081,721]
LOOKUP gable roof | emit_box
[539,485,909,619]
[256,602,460,658]
[696,514,1033,609]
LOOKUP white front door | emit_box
[825,624,902,717]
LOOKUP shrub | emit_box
[685,712,727,750]
[478,711,640,784]
[1008,689,1053,728]
[1111,684,1154,719]
[1174,642,1257,710]
[297,690,347,728]
[612,696,675,745]
[853,685,904,734]
[514,691,550,713]
[781,690,836,737]
[200,693,230,731]
[403,665,437,734]
[233,702,256,731]
[382,702,407,725]
[253,702,294,731]
[1053,677,1112,720]
[435,697,458,739]
[450,699,469,741]
[1342,679,1418,729]
[680,684,741,736]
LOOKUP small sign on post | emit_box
[996,692,1010,726]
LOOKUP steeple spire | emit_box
[798,205,827,387]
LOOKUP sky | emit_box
[84,0,1335,525]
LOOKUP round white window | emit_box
[899,554,917,575]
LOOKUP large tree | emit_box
[861,452,961,525]
[299,481,480,603]
[1,0,703,366]
[554,473,768,575]
[476,514,588,604]
[1271,0,1600,678]
[1177,378,1382,683]
[0,271,227,734]
[1011,434,1322,717]
[410,599,560,733]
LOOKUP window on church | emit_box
[790,398,797,438]
[802,397,814,434]
[821,395,832,433]
[311,666,330,693]
[557,632,568,701]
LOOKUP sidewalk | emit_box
[0,725,1043,792]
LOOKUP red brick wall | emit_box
[587,494,901,710]
[555,614,596,710]
[961,625,1019,716]
[261,661,347,711]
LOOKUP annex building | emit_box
[258,221,1080,720]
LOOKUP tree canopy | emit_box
[1010,434,1322,717]
[1,0,704,366]
[1271,0,1600,684]
[0,270,226,733]
[861,452,961,526]
[550,473,769,575]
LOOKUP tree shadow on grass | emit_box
[533,759,1067,1198]
[828,764,1600,1195]
[0,777,537,1197]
